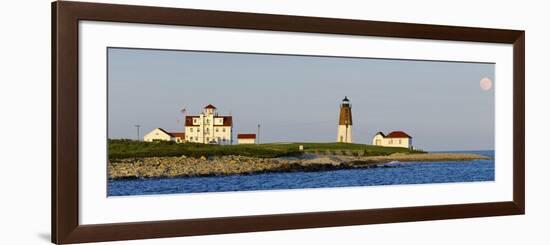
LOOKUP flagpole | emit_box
[180,107,187,141]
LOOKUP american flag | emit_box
[178,107,187,124]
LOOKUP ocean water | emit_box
[107,150,494,196]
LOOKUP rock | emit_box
[108,152,489,179]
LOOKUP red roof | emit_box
[185,116,197,126]
[217,116,232,127]
[185,116,233,126]
[238,134,256,139]
[169,132,185,138]
[385,131,412,138]
[204,104,217,109]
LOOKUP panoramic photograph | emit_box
[107,47,495,196]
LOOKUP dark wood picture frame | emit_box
[52,1,525,244]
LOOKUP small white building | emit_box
[372,131,413,149]
[170,132,186,143]
[237,134,256,144]
[144,128,186,143]
[185,104,233,144]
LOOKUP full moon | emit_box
[480,77,492,91]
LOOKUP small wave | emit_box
[377,161,402,168]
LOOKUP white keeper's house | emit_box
[185,104,233,144]
[372,131,413,149]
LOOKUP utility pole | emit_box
[257,123,261,144]
[135,124,141,141]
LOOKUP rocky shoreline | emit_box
[108,153,490,179]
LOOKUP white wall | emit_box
[337,125,353,143]
[1,0,548,244]
[238,138,256,144]
[143,128,172,142]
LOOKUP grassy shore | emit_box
[108,139,424,160]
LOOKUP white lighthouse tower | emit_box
[337,96,353,143]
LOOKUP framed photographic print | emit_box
[52,1,525,244]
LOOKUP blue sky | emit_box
[108,48,494,151]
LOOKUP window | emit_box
[193,119,197,124]
[216,128,219,132]
[399,139,402,144]
[190,128,193,132]
[197,129,200,132]
[389,139,393,144]
[195,136,198,140]
[222,128,226,132]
